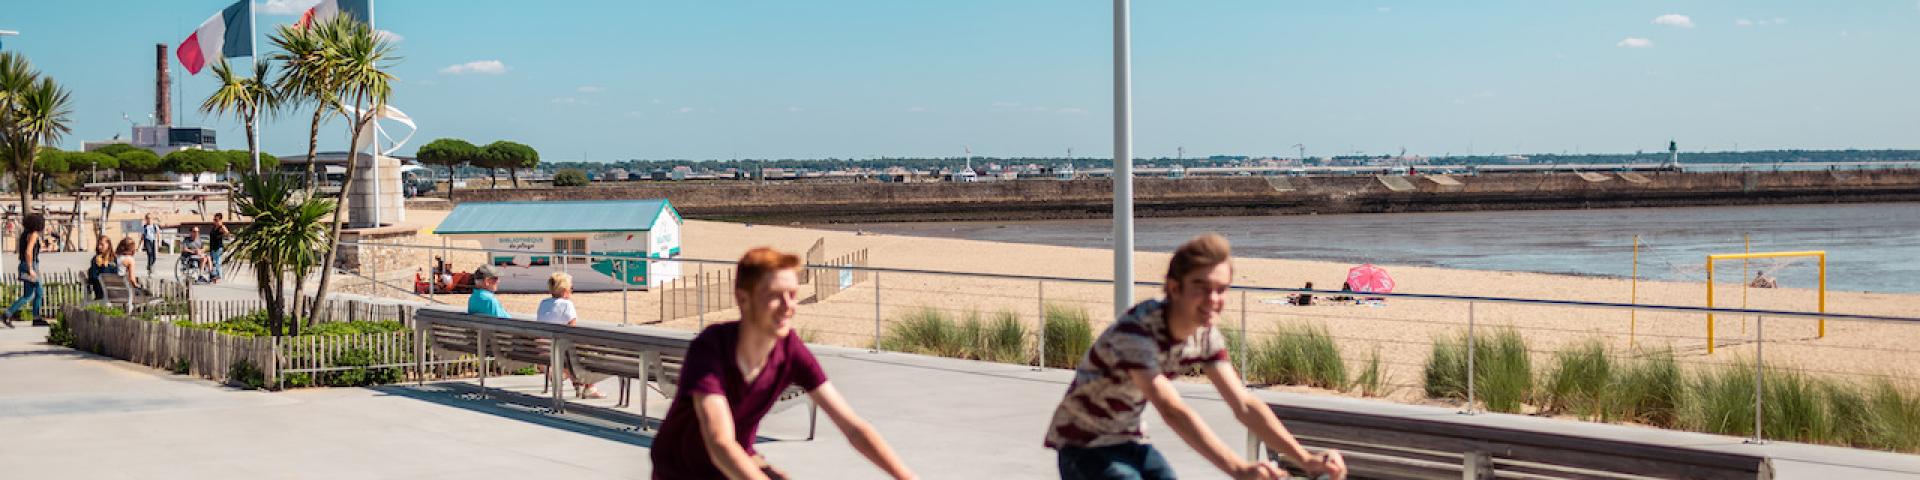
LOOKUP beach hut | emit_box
[434,199,682,293]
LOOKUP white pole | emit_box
[248,0,261,175]
[366,0,380,228]
[1111,0,1135,318]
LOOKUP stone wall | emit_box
[444,169,1920,222]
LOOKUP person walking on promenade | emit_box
[466,264,508,318]
[535,272,606,399]
[4,214,47,327]
[140,214,160,274]
[650,248,918,480]
[1044,234,1347,480]
[209,213,230,284]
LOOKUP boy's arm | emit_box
[693,392,770,480]
[1203,362,1347,480]
[809,382,916,479]
[1131,370,1280,480]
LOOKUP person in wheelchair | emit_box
[181,228,210,282]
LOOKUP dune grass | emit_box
[1424,327,1532,413]
[1042,304,1095,369]
[1541,340,1612,417]
[881,307,1030,363]
[1245,322,1346,390]
[1352,348,1388,397]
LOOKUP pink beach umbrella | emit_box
[1346,264,1395,294]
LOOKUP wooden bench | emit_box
[415,309,817,440]
[96,272,162,313]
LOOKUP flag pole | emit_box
[366,0,380,227]
[249,0,261,175]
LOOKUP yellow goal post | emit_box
[1706,251,1825,354]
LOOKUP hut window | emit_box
[555,238,588,264]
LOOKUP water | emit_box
[827,203,1920,293]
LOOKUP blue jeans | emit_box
[8,265,43,319]
[1057,443,1177,480]
[211,248,223,279]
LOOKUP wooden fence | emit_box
[0,270,190,318]
[61,298,433,389]
[64,306,276,384]
[811,248,871,303]
[660,267,736,321]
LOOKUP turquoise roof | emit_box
[435,199,681,235]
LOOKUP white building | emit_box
[433,199,683,293]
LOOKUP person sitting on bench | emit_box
[650,248,917,480]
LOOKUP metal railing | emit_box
[339,239,1920,448]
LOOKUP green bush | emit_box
[1222,327,1248,371]
[553,168,590,187]
[1423,327,1531,413]
[324,348,403,387]
[45,312,74,347]
[1042,304,1094,369]
[228,359,265,390]
[511,365,541,376]
[1245,322,1346,389]
[169,357,191,375]
[1541,340,1612,417]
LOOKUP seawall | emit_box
[439,170,1920,222]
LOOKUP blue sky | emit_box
[3,0,1918,161]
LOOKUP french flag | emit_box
[176,0,252,75]
[295,0,372,29]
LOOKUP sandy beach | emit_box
[329,206,1920,404]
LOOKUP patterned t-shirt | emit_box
[1044,299,1230,449]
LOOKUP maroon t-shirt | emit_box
[651,322,828,479]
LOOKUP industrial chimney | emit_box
[155,43,170,126]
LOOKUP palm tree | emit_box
[269,19,344,185]
[308,18,395,320]
[0,52,74,214]
[201,59,277,175]
[229,173,332,336]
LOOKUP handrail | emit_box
[345,240,1920,325]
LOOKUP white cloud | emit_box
[675,107,695,114]
[786,106,804,113]
[1375,6,1391,13]
[1055,107,1088,115]
[439,60,508,75]
[650,98,662,104]
[1773,17,1788,25]
[1735,18,1754,27]
[576,86,604,94]
[1652,14,1694,28]
[377,30,403,43]
[1616,37,1654,48]
[259,0,321,15]
[908,106,928,112]
[624,111,645,119]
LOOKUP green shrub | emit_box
[324,348,403,387]
[44,312,74,347]
[553,168,590,187]
[511,365,540,376]
[1245,322,1346,389]
[228,359,265,390]
[1042,304,1094,369]
[169,357,191,375]
[1222,327,1248,371]
[84,304,127,317]
[1542,340,1612,417]
[1423,327,1531,413]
